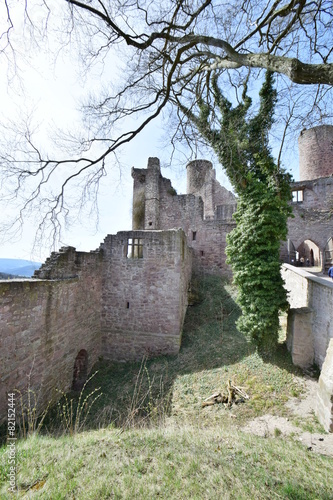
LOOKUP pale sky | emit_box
[0,2,299,263]
[0,7,185,261]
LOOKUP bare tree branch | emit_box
[0,0,332,245]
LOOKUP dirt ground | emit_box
[242,376,333,457]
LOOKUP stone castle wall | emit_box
[282,126,333,269]
[132,158,237,276]
[0,231,190,421]
[0,250,102,419]
[282,264,333,368]
[1,124,333,427]
[286,177,333,257]
[282,264,333,432]
[100,230,192,361]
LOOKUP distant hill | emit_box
[0,259,42,278]
[0,272,18,279]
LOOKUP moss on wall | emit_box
[133,191,145,229]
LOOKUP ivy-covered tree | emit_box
[181,71,292,351]
[0,2,328,349]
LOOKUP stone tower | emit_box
[298,125,333,181]
[186,160,215,218]
[144,157,160,229]
[131,157,161,230]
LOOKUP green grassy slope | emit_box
[1,276,332,499]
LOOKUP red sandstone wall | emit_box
[158,186,235,276]
[282,264,333,368]
[189,220,234,276]
[283,177,333,267]
[0,258,102,422]
[186,160,236,219]
[131,158,236,276]
[101,229,192,361]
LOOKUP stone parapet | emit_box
[316,338,333,432]
[286,307,314,368]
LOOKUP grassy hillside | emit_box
[1,276,332,499]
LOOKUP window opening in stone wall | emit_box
[127,238,143,258]
[192,231,197,241]
[72,349,88,391]
[292,190,304,203]
[148,221,152,226]
[126,302,130,309]
[201,251,204,257]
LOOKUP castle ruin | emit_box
[1,124,333,431]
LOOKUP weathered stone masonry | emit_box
[0,249,102,421]
[0,230,191,421]
[132,157,237,276]
[100,230,192,361]
[283,265,333,432]
[1,124,333,431]
[283,125,333,270]
[282,124,333,433]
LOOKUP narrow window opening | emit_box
[126,302,130,309]
[200,250,204,257]
[192,231,197,241]
[127,238,144,258]
[292,190,304,203]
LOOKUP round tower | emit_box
[298,125,333,181]
[186,159,213,194]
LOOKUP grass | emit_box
[1,275,332,498]
[1,426,332,499]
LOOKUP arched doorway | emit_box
[296,240,321,268]
[72,349,88,391]
[310,249,314,267]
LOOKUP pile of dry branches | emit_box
[201,380,249,409]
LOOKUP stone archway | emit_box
[296,239,321,268]
[72,349,88,391]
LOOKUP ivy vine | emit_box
[194,71,293,350]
